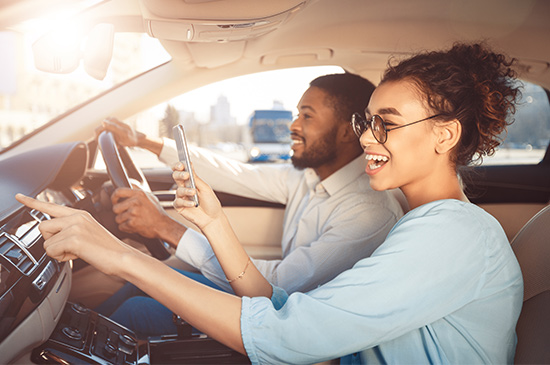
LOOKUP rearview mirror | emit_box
[32,23,114,80]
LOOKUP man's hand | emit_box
[15,193,133,276]
[95,117,144,147]
[112,188,186,247]
[95,117,164,156]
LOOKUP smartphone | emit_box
[173,125,199,207]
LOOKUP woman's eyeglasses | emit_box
[350,112,442,144]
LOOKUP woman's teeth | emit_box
[365,154,389,170]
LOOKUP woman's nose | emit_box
[359,128,377,149]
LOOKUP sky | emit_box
[169,66,343,124]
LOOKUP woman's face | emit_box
[359,80,441,193]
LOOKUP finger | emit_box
[38,213,86,241]
[171,161,185,172]
[112,198,134,215]
[173,197,197,211]
[100,119,120,134]
[118,221,134,234]
[43,233,79,262]
[114,209,133,225]
[94,124,106,138]
[172,170,190,187]
[176,186,197,198]
[111,187,137,205]
[16,194,75,218]
[38,218,63,240]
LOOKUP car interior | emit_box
[0,0,549,364]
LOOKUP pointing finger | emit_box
[15,194,76,218]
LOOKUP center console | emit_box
[31,302,250,364]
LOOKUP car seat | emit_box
[511,204,550,364]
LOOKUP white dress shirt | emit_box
[159,138,403,293]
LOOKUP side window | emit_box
[484,80,550,165]
[124,66,343,168]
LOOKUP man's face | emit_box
[290,87,340,170]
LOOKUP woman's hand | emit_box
[15,194,134,276]
[171,164,273,298]
[172,162,224,231]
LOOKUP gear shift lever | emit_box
[172,313,193,339]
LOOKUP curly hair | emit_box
[309,73,376,125]
[381,42,521,167]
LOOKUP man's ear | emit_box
[435,119,461,154]
[339,121,359,143]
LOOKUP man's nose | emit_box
[289,117,301,131]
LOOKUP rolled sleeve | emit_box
[240,286,289,365]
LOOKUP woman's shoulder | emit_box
[406,199,490,220]
[395,199,504,239]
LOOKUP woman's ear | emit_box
[435,120,461,154]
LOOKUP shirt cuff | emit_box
[174,228,212,267]
[158,137,178,166]
[240,286,289,364]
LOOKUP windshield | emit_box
[0,30,170,150]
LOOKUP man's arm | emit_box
[172,201,396,294]
[98,117,291,204]
[97,117,164,156]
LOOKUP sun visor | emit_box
[139,0,311,42]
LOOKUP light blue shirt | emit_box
[240,200,523,364]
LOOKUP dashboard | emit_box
[0,141,249,364]
[0,142,89,364]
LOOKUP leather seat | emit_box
[511,204,550,364]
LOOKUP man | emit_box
[96,73,403,338]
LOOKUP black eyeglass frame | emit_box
[350,112,442,144]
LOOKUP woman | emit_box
[17,42,523,364]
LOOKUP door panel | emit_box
[469,149,550,241]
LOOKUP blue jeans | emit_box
[95,268,224,339]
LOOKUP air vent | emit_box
[0,233,37,275]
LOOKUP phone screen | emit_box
[173,125,199,207]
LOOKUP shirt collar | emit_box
[304,155,367,197]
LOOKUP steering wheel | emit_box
[97,131,171,260]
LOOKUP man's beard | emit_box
[291,128,338,170]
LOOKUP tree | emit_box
[159,104,180,138]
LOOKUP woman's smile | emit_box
[365,153,389,174]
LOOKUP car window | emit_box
[119,66,344,168]
[124,75,549,169]
[483,80,550,165]
[0,30,170,150]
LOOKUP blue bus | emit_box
[247,109,293,162]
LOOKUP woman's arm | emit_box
[171,163,273,298]
[15,193,246,353]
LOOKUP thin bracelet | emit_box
[227,258,252,283]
